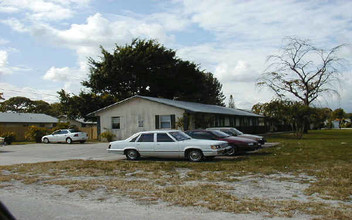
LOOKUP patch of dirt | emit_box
[226,173,313,202]
[0,182,311,220]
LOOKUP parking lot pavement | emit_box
[0,142,125,166]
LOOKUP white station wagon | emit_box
[108,130,230,162]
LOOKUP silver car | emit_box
[42,129,88,144]
[108,130,230,162]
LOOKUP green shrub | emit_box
[25,126,49,143]
[1,132,16,145]
[100,131,116,142]
[341,121,352,128]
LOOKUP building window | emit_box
[259,118,265,126]
[215,116,225,127]
[243,117,249,126]
[225,117,230,126]
[160,115,171,129]
[236,118,240,126]
[112,117,120,129]
[155,115,175,129]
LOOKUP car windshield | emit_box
[169,131,191,141]
[231,128,243,135]
[210,130,230,138]
[68,129,79,133]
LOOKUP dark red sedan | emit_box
[185,129,260,156]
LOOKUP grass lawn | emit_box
[1,129,351,219]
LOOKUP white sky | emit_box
[0,0,351,111]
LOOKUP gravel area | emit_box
[0,142,322,219]
[0,181,313,220]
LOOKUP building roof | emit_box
[0,112,59,123]
[89,95,263,117]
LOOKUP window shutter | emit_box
[171,115,176,129]
[155,115,160,129]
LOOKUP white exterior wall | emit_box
[96,98,185,140]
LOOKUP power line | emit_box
[0,88,59,98]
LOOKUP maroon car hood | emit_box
[219,136,255,144]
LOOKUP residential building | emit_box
[0,112,58,128]
[0,112,58,141]
[88,95,264,140]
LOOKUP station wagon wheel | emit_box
[66,138,72,144]
[187,150,203,162]
[43,138,49,144]
[226,145,238,156]
[126,149,140,160]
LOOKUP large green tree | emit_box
[331,108,346,120]
[0,96,34,112]
[252,99,312,138]
[0,96,61,116]
[58,90,116,120]
[83,39,225,105]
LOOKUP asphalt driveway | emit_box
[0,142,124,165]
[0,142,278,166]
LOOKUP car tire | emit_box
[43,138,49,144]
[187,149,203,162]
[125,149,140,160]
[80,140,86,144]
[226,145,238,156]
[66,138,72,144]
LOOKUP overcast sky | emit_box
[0,0,351,111]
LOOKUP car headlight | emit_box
[211,145,221,149]
[248,143,254,146]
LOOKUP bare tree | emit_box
[258,37,346,106]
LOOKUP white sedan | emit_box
[42,129,88,144]
[108,130,230,162]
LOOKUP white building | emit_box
[88,95,264,140]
